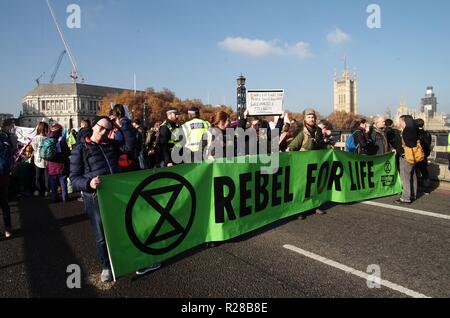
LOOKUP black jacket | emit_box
[119,117,138,159]
[418,128,432,158]
[352,128,375,155]
[402,117,419,148]
[70,138,121,193]
[385,127,403,155]
[159,120,178,166]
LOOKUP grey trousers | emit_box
[400,157,417,202]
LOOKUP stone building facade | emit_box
[333,70,358,114]
[20,83,130,128]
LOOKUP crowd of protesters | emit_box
[1,104,449,284]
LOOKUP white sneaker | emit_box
[136,263,161,275]
[4,228,12,239]
[100,269,113,283]
[33,190,40,197]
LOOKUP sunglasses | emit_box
[96,123,112,133]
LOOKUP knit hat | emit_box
[50,123,63,132]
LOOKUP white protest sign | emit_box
[246,89,284,116]
[13,126,36,144]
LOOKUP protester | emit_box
[384,118,402,170]
[67,129,77,151]
[370,116,389,155]
[31,122,49,197]
[110,104,139,172]
[77,119,92,145]
[0,119,16,238]
[132,119,147,169]
[415,118,432,194]
[288,108,327,216]
[395,115,420,204]
[46,123,70,203]
[384,119,401,152]
[71,116,161,282]
[14,143,34,197]
[352,119,375,155]
[70,117,121,282]
[239,109,284,156]
[158,109,180,167]
[317,119,335,149]
[279,122,292,152]
[288,109,326,152]
[144,122,162,168]
[206,110,232,160]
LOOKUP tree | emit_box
[326,111,366,130]
[99,88,235,127]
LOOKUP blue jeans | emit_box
[48,175,68,202]
[83,192,110,270]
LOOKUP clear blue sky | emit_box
[1,0,449,117]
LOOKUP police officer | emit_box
[159,108,180,167]
[180,107,210,163]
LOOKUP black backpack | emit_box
[419,130,432,158]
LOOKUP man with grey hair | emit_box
[370,116,389,155]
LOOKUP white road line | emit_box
[360,201,450,220]
[283,244,431,298]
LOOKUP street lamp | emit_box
[236,74,247,120]
[237,74,246,87]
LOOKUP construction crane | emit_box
[35,50,66,85]
[46,0,84,83]
[50,50,66,83]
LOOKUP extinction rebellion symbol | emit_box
[384,161,392,174]
[381,160,395,186]
[125,172,196,255]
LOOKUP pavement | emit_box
[1,182,450,298]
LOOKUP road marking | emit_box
[283,244,430,298]
[360,201,450,220]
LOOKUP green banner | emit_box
[97,150,401,279]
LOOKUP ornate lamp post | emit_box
[236,74,247,120]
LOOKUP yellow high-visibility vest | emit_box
[161,120,179,145]
[181,118,210,152]
[447,132,450,152]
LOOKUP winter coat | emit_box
[31,134,46,169]
[46,130,70,176]
[69,137,121,193]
